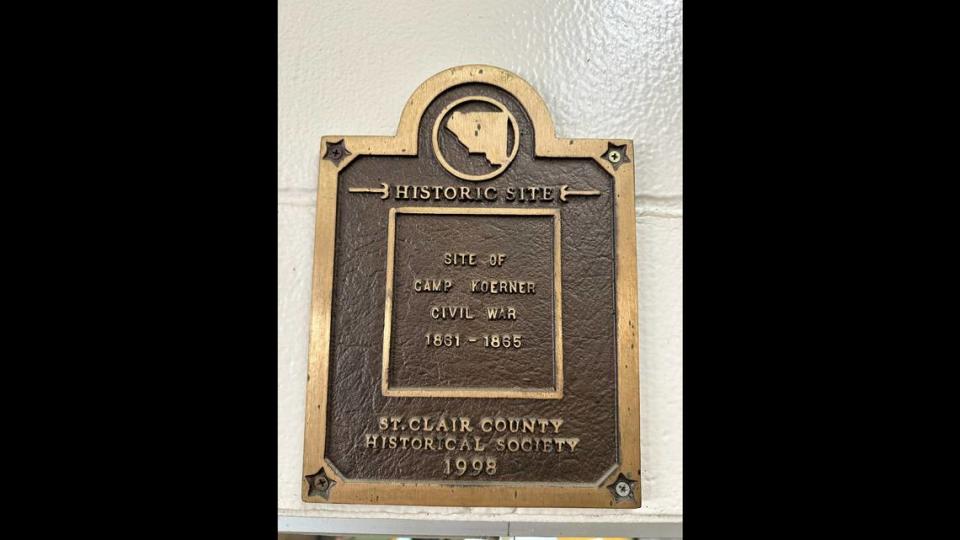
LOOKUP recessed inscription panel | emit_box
[385,208,561,396]
[303,66,640,507]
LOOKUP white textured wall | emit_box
[278,0,682,532]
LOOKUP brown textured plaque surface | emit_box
[303,65,640,507]
[385,209,561,394]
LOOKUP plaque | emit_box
[302,65,640,507]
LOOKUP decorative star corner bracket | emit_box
[323,139,351,167]
[607,472,638,503]
[602,142,631,171]
[305,467,336,499]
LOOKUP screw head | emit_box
[615,481,631,497]
[608,150,621,163]
[314,476,328,489]
[331,149,341,158]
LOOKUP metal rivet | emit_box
[615,481,631,497]
[608,151,621,163]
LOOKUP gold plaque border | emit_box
[303,65,640,508]
[381,206,563,399]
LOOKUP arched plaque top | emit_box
[321,64,630,176]
[395,65,556,157]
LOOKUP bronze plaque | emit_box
[302,65,640,507]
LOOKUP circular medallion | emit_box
[432,96,519,181]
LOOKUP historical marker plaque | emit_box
[302,65,640,507]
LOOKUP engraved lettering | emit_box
[361,416,575,460]
[486,306,516,320]
[488,253,506,266]
[431,306,475,319]
[470,280,536,294]
[378,183,573,202]
[444,252,477,266]
[415,279,453,292]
